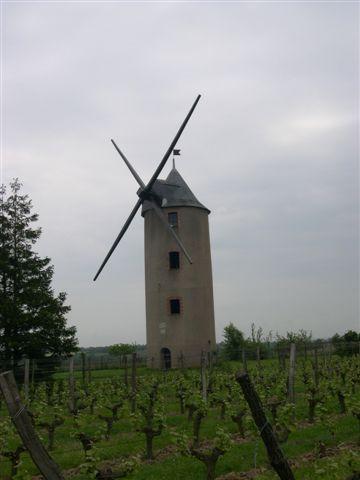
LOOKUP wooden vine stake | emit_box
[256,346,261,365]
[131,352,137,413]
[287,343,296,404]
[200,350,207,401]
[31,359,36,388]
[124,354,128,388]
[24,358,30,402]
[87,356,92,384]
[0,370,64,480]
[68,356,75,413]
[236,372,295,480]
[81,352,86,384]
[313,346,319,387]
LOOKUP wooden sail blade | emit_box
[145,95,201,193]
[111,139,145,189]
[93,198,143,281]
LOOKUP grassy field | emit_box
[0,358,359,479]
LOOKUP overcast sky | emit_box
[1,1,359,347]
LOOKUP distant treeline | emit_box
[74,327,359,362]
[76,344,146,358]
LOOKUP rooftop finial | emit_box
[172,149,181,170]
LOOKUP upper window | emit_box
[168,212,178,228]
[169,298,181,314]
[169,251,180,269]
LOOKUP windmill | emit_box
[94,95,216,368]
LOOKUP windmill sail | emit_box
[94,95,201,281]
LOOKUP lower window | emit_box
[169,298,181,314]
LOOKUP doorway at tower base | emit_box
[147,347,216,369]
[160,347,171,369]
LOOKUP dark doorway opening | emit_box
[160,347,171,370]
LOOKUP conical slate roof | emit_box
[141,167,210,216]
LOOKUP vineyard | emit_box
[0,351,359,480]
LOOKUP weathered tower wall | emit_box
[144,206,216,368]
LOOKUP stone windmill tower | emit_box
[142,166,215,368]
[94,95,216,368]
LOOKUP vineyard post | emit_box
[131,352,137,413]
[256,346,261,366]
[287,343,296,404]
[201,350,207,401]
[124,354,128,387]
[31,359,36,388]
[236,372,295,480]
[24,358,30,402]
[0,370,65,480]
[242,349,248,373]
[81,352,86,384]
[321,343,327,369]
[208,350,213,373]
[313,346,319,387]
[69,357,75,413]
[87,356,92,384]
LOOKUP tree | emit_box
[108,343,136,357]
[0,179,78,369]
[245,322,265,359]
[222,323,244,360]
[332,330,359,356]
[343,330,359,343]
[276,329,312,348]
[108,343,136,363]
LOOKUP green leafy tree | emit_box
[108,343,136,358]
[0,179,78,370]
[222,322,244,360]
[276,329,312,348]
[332,330,360,357]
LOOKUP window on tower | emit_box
[168,212,178,227]
[169,298,181,314]
[169,251,180,269]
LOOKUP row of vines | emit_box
[1,355,359,480]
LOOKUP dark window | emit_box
[169,251,180,269]
[170,298,181,314]
[168,212,178,227]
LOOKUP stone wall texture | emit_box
[144,205,216,368]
